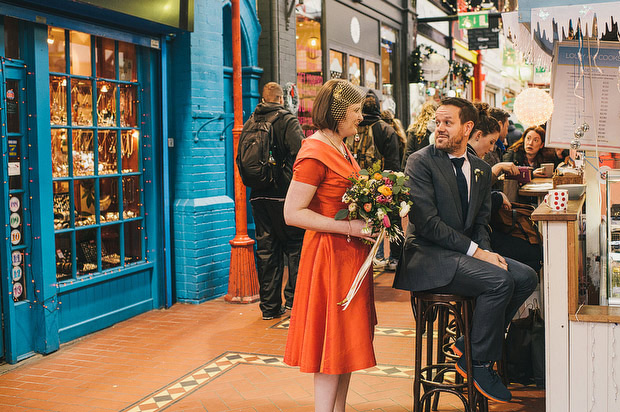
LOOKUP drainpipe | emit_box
[271,0,280,82]
[161,36,173,308]
[226,0,260,303]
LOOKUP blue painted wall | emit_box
[170,0,261,303]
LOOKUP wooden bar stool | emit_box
[411,292,489,412]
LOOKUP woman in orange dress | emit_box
[283,79,377,411]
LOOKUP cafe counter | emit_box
[532,194,620,412]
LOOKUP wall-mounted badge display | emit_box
[11,250,22,266]
[11,265,22,282]
[9,212,20,228]
[10,229,21,245]
[12,282,23,300]
[9,196,20,212]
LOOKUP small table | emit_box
[518,178,553,204]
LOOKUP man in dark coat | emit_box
[246,82,305,320]
[394,97,537,403]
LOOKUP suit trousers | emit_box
[251,199,305,317]
[431,255,538,361]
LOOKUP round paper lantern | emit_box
[513,88,554,126]
[421,53,450,81]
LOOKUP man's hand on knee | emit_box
[473,248,508,270]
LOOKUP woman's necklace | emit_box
[320,130,350,160]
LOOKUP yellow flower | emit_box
[378,185,392,196]
[373,173,383,181]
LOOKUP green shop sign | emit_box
[458,12,489,30]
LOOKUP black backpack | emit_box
[236,109,286,189]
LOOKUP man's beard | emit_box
[435,132,464,154]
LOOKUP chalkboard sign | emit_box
[468,17,499,50]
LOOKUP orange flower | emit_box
[363,203,372,212]
[373,172,383,181]
[378,185,392,196]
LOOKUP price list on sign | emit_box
[547,41,620,152]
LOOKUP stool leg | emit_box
[462,300,476,412]
[432,306,449,411]
[425,307,434,412]
[413,296,425,412]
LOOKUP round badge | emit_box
[11,250,22,266]
[11,266,22,282]
[10,229,21,245]
[9,196,20,212]
[9,212,20,228]
[13,283,23,299]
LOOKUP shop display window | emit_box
[365,61,378,90]
[50,76,67,125]
[71,78,93,126]
[4,17,20,60]
[296,3,323,136]
[329,50,343,79]
[95,37,115,79]
[118,42,137,82]
[97,81,116,127]
[121,130,140,172]
[48,27,66,73]
[125,220,142,263]
[70,30,91,76]
[348,56,362,86]
[49,28,144,280]
[98,130,117,174]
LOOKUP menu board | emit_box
[547,40,620,153]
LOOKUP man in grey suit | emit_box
[394,97,537,403]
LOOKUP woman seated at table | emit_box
[503,126,546,177]
[469,104,542,272]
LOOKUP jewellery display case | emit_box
[606,170,620,306]
[50,27,144,281]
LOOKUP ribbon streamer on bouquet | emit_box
[338,227,386,311]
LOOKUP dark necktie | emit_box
[450,157,469,220]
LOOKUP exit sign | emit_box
[458,12,489,30]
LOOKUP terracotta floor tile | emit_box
[0,271,544,411]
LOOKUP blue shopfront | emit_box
[0,0,261,364]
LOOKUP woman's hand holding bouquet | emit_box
[335,161,413,309]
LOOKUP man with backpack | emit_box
[237,82,305,320]
[346,90,402,270]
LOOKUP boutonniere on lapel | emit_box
[474,168,484,183]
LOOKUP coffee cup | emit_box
[541,163,554,177]
[544,189,568,212]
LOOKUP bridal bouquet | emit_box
[335,161,413,309]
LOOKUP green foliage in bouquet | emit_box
[335,161,413,242]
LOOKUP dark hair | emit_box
[508,126,546,151]
[363,90,380,115]
[489,107,510,123]
[439,97,478,126]
[472,102,501,137]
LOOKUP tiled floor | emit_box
[0,270,544,411]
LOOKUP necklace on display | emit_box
[320,130,350,160]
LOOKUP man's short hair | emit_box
[439,97,478,125]
[262,82,283,103]
[489,107,510,123]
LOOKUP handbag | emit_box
[491,202,541,245]
[505,305,545,388]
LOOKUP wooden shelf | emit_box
[571,304,620,323]
[531,195,586,222]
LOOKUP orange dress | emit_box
[283,138,377,374]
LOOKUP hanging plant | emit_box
[450,60,473,86]
[408,45,436,83]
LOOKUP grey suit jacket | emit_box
[393,144,493,292]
